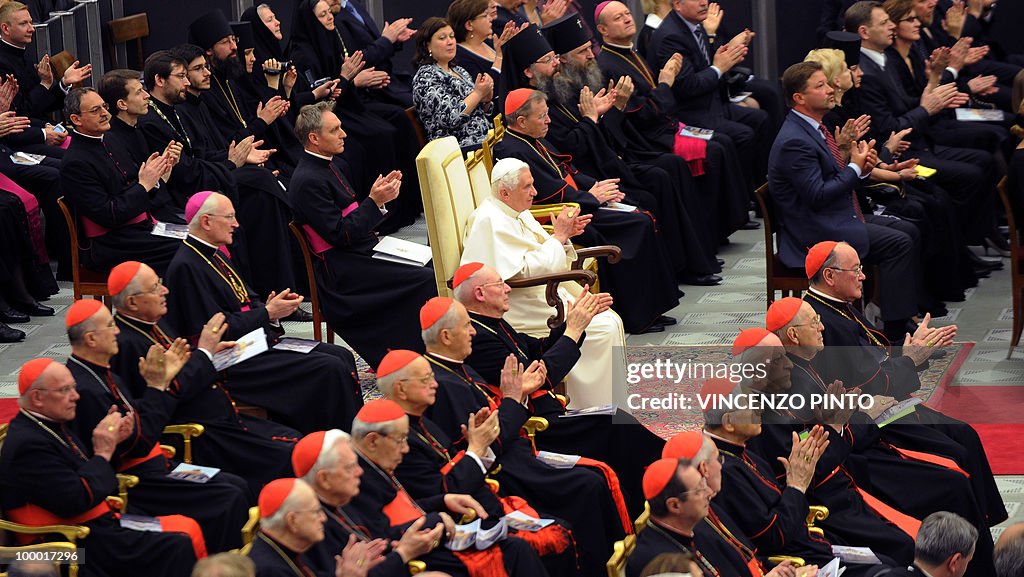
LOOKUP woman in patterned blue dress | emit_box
[411,17,494,151]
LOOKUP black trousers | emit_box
[915,146,996,244]
[863,214,920,321]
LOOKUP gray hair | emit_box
[687,434,714,467]
[188,193,223,232]
[299,430,352,486]
[294,101,335,146]
[377,363,418,399]
[453,268,485,304]
[505,90,546,126]
[421,302,460,347]
[67,317,98,346]
[351,416,399,443]
[64,87,98,122]
[996,528,1024,577]
[191,553,255,577]
[261,479,313,532]
[111,276,146,311]
[915,512,978,566]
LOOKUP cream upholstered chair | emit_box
[415,136,597,326]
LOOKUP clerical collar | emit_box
[807,286,846,304]
[304,149,333,161]
[151,97,177,113]
[116,312,157,326]
[485,195,524,220]
[704,430,743,448]
[24,409,54,422]
[860,46,886,69]
[112,115,138,129]
[469,310,502,323]
[187,234,220,251]
[603,41,634,50]
[426,351,463,364]
[71,128,103,141]
[644,13,663,29]
[651,518,695,539]
[71,353,111,371]
[0,38,25,50]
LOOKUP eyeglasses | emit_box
[480,279,506,289]
[293,506,325,516]
[132,277,164,296]
[676,477,709,498]
[209,213,238,222]
[899,15,919,23]
[403,373,435,385]
[38,385,76,395]
[87,319,117,333]
[171,73,188,80]
[827,265,864,274]
[215,35,239,46]
[535,53,556,65]
[383,433,409,447]
[791,314,823,329]
[83,103,109,115]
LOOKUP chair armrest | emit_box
[116,474,139,508]
[0,520,90,542]
[521,417,549,453]
[164,423,205,464]
[806,505,829,525]
[768,556,806,568]
[160,444,176,460]
[574,245,622,265]
[506,270,598,329]
[408,560,427,574]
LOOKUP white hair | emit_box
[377,362,419,399]
[187,193,222,232]
[260,479,314,532]
[490,158,529,199]
[110,270,147,310]
[300,430,352,486]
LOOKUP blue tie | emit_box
[693,25,710,65]
[343,1,366,27]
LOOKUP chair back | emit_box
[416,136,475,296]
[106,13,149,69]
[998,177,1020,280]
[465,147,492,209]
[287,222,334,343]
[56,196,108,302]
[753,183,808,305]
[405,106,428,150]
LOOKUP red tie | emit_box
[820,124,865,223]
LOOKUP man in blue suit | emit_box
[769,60,922,342]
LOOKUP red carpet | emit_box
[930,385,1024,474]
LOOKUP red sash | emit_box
[575,457,633,535]
[159,514,208,559]
[452,548,507,577]
[854,487,921,539]
[81,212,150,238]
[673,123,708,176]
[498,495,572,558]
[888,444,969,477]
[117,442,164,472]
[382,489,423,527]
[301,202,359,254]
[7,501,113,527]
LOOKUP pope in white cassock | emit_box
[461,157,626,407]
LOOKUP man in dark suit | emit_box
[644,0,774,190]
[769,60,922,342]
[845,1,999,251]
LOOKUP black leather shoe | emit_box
[12,300,54,317]
[716,259,726,267]
[283,308,314,322]
[0,306,29,324]
[632,323,666,334]
[740,220,761,230]
[0,322,25,342]
[652,315,678,327]
[681,274,722,286]
[967,251,1003,271]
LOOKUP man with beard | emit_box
[594,0,753,244]
[539,14,722,286]
[494,86,681,333]
[60,88,182,275]
[186,11,292,168]
[138,49,301,306]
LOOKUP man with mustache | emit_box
[60,87,181,275]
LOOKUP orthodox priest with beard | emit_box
[537,14,723,286]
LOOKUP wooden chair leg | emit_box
[1011,285,1023,358]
